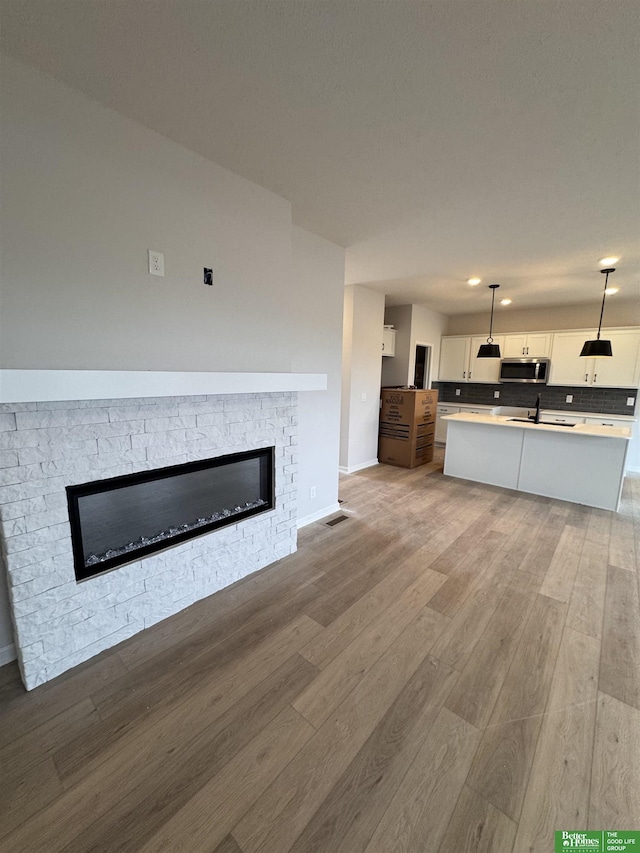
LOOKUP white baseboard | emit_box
[297,502,341,529]
[338,459,379,475]
[0,643,16,667]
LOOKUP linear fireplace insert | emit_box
[67,447,275,581]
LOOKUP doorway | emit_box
[413,344,431,389]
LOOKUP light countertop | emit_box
[437,403,636,422]
[539,408,635,422]
[442,411,632,440]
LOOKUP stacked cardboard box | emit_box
[379,388,439,468]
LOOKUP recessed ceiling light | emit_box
[500,298,512,305]
[599,256,619,266]
[605,287,619,295]
[467,277,481,285]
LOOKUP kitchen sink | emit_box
[507,418,576,427]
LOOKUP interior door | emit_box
[413,344,431,388]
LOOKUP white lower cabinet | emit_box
[583,415,634,427]
[436,404,492,442]
[435,405,460,442]
[540,412,585,426]
[456,406,490,414]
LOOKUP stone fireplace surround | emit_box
[0,370,325,690]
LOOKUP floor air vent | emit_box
[326,514,349,527]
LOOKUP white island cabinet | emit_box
[442,412,631,511]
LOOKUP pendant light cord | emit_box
[595,269,609,341]
[487,284,498,342]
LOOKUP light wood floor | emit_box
[1,449,639,852]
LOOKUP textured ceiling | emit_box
[1,0,639,315]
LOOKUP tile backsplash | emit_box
[433,382,636,416]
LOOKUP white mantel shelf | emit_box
[0,369,327,403]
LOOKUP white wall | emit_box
[381,304,447,389]
[409,304,448,388]
[340,288,354,469]
[290,227,345,525]
[446,299,640,336]
[0,56,295,372]
[0,56,345,664]
[381,305,413,387]
[340,285,385,472]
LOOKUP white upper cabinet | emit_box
[469,336,505,383]
[438,337,471,381]
[587,330,640,388]
[549,329,640,388]
[382,328,396,357]
[503,333,552,358]
[548,332,591,385]
[440,327,639,389]
[438,336,504,383]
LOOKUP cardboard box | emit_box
[378,433,435,468]
[379,388,438,427]
[378,389,438,468]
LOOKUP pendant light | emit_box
[580,268,614,357]
[477,284,501,358]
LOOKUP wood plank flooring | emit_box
[1,448,640,852]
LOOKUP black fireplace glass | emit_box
[67,447,274,581]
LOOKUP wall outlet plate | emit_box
[204,267,213,286]
[494,391,500,398]
[455,388,461,396]
[627,397,636,406]
[566,395,573,403]
[148,250,164,277]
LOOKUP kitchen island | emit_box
[442,412,631,511]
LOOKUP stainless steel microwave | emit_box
[499,358,550,384]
